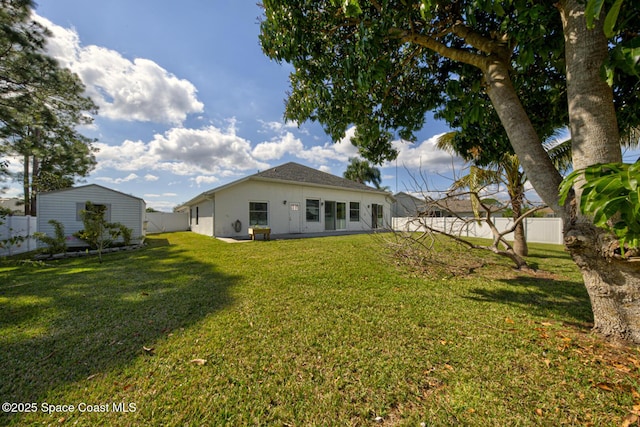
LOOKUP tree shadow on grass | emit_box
[466,275,594,326]
[0,235,238,419]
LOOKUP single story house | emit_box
[37,184,146,247]
[175,162,394,239]
[393,192,503,218]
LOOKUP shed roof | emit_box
[39,184,145,202]
[178,162,391,208]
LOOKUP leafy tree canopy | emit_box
[0,0,98,212]
[260,0,639,167]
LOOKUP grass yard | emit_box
[1,232,639,426]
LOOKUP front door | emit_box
[372,204,383,229]
[289,202,301,233]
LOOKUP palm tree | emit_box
[437,132,530,256]
[343,158,383,189]
[545,126,640,171]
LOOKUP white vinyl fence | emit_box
[392,216,564,245]
[145,212,189,234]
[0,215,38,256]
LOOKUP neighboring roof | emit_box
[429,198,475,213]
[178,162,391,209]
[39,184,145,202]
[0,198,24,215]
[394,192,424,203]
[393,193,475,214]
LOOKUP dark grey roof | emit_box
[253,162,386,193]
[393,192,475,213]
[176,162,390,210]
[430,198,475,213]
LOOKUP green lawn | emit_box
[1,232,638,426]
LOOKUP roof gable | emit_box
[177,162,389,209]
[40,184,144,202]
[252,162,384,193]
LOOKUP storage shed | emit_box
[37,184,146,247]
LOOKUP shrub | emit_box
[73,201,133,262]
[34,220,67,255]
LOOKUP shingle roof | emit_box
[176,162,389,210]
[253,162,385,193]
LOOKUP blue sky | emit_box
[5,2,638,211]
[2,0,462,211]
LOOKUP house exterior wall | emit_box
[206,180,391,238]
[37,185,146,247]
[188,198,215,236]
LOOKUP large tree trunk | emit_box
[23,154,30,216]
[512,220,528,257]
[558,0,640,343]
[566,222,640,342]
[482,60,565,213]
[30,156,39,216]
[481,6,640,343]
[559,0,621,171]
[510,181,528,257]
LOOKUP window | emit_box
[196,206,199,225]
[349,202,360,222]
[249,202,268,226]
[76,202,111,222]
[306,199,320,222]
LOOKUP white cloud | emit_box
[295,128,359,166]
[144,192,178,198]
[389,134,465,173]
[258,120,300,133]
[92,122,269,178]
[192,176,219,186]
[93,140,159,173]
[144,174,159,182]
[149,125,269,173]
[95,173,139,184]
[35,14,204,125]
[252,132,304,160]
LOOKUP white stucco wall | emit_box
[188,198,215,236]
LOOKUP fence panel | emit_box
[0,215,38,256]
[145,212,189,234]
[392,216,564,245]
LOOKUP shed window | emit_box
[76,202,111,222]
[349,202,360,222]
[306,199,320,222]
[249,202,268,226]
